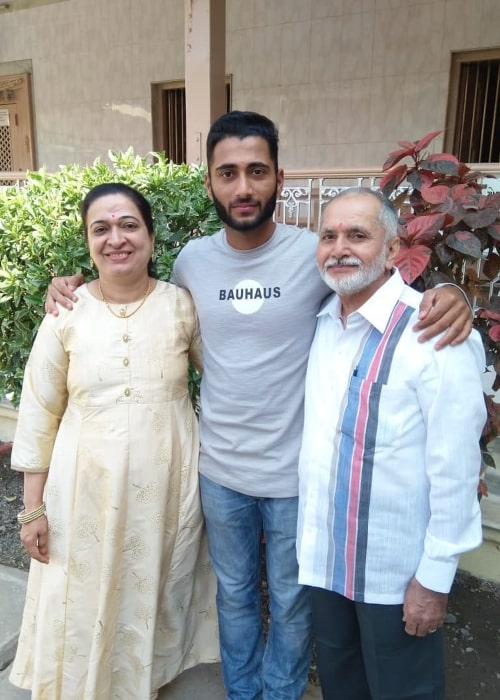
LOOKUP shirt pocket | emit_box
[342,375,413,450]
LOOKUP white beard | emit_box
[319,250,388,296]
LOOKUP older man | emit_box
[297,188,486,700]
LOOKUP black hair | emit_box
[81,183,156,277]
[206,111,279,171]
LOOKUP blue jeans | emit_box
[200,474,312,700]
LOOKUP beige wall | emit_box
[227,0,500,168]
[0,0,499,170]
[0,0,185,168]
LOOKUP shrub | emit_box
[0,150,220,404]
[380,131,500,489]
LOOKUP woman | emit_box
[9,183,219,699]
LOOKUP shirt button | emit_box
[122,334,129,343]
[124,388,131,397]
[123,358,129,367]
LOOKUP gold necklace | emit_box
[98,279,151,319]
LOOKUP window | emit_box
[445,49,500,163]
[152,79,232,163]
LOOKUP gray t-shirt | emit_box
[172,224,329,497]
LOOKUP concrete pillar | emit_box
[185,0,226,165]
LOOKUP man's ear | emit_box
[276,168,284,198]
[204,172,213,201]
[386,236,400,270]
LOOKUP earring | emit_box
[90,258,95,268]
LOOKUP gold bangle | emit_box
[17,503,46,525]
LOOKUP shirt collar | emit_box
[317,268,406,333]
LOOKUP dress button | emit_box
[124,388,131,397]
[122,334,129,343]
[123,358,129,367]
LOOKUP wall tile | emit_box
[336,78,371,143]
[280,21,311,86]
[372,6,409,77]
[227,29,254,91]
[344,0,377,14]
[340,12,375,80]
[307,83,339,145]
[479,0,500,47]
[439,0,482,69]
[226,0,255,30]
[253,0,282,27]
[404,2,446,76]
[253,25,282,88]
[281,0,312,23]
[311,0,343,19]
[279,85,311,147]
[368,75,405,142]
[309,17,342,83]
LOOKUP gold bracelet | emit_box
[17,503,46,525]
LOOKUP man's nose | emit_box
[329,235,350,258]
[235,173,252,198]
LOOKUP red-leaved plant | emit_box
[380,131,500,494]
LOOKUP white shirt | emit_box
[297,270,485,604]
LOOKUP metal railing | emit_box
[274,165,500,231]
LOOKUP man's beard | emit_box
[319,249,388,296]
[211,187,278,232]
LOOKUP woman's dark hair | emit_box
[206,111,279,172]
[81,183,156,277]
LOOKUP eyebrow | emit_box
[320,224,370,234]
[214,161,269,172]
[89,215,139,227]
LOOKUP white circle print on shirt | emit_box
[231,279,268,315]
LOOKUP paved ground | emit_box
[0,562,321,698]
[1,441,498,699]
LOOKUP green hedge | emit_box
[0,150,220,405]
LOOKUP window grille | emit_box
[0,124,13,171]
[152,80,231,164]
[446,50,500,163]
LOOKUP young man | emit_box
[297,188,485,700]
[47,112,472,700]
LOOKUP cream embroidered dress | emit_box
[10,281,219,699]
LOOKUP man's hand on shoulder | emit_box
[414,285,472,350]
[45,273,85,315]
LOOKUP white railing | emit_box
[275,165,500,231]
[0,171,28,188]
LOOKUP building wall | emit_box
[0,0,499,171]
[0,0,185,168]
[226,0,500,168]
